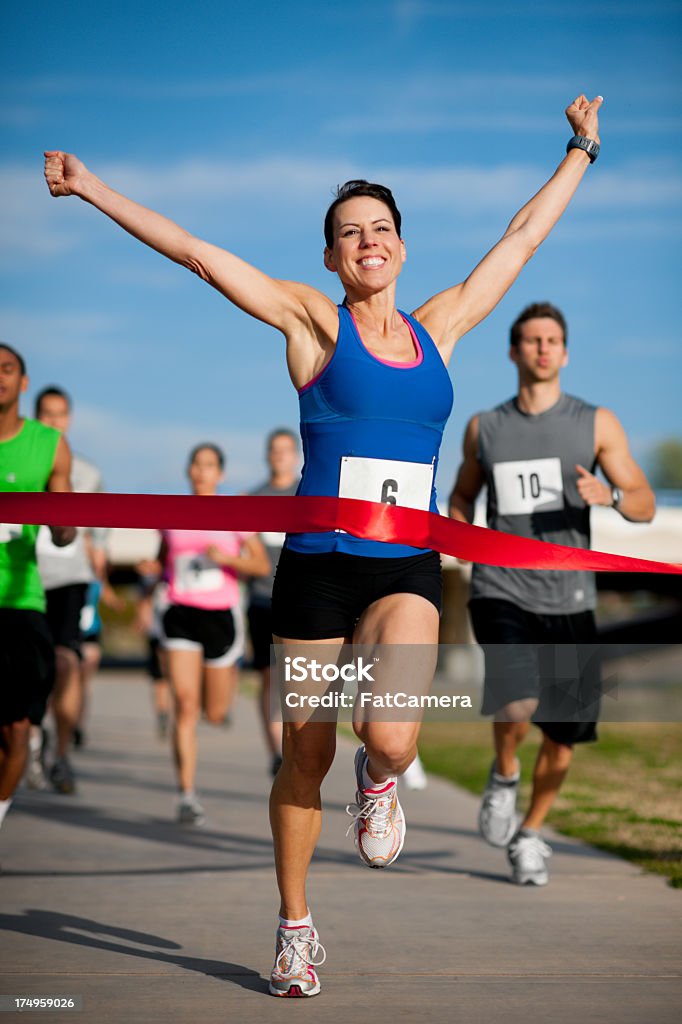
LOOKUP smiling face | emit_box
[0,347,27,413]
[323,196,406,294]
[510,317,568,384]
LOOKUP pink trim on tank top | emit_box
[348,308,424,368]
[297,307,423,395]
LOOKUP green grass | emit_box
[417,721,682,888]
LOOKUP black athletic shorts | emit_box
[469,597,600,745]
[247,603,273,670]
[161,604,243,667]
[45,583,88,657]
[271,547,442,640]
[147,637,165,681]
[0,608,56,726]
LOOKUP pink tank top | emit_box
[163,530,253,611]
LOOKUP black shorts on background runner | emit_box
[469,597,600,745]
[0,609,55,725]
[247,603,274,670]
[162,604,237,664]
[45,583,88,656]
[272,548,442,640]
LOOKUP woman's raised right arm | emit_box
[44,151,320,336]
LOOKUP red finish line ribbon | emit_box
[1,492,681,574]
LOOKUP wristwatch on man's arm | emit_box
[610,486,623,511]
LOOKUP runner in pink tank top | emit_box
[155,444,269,826]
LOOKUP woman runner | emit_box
[44,92,602,996]
[155,444,269,824]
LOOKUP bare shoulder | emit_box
[595,406,627,447]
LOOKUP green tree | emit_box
[649,438,682,489]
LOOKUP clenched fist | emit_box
[575,464,612,507]
[565,95,603,144]
[44,150,88,197]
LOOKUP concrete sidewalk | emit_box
[0,670,679,1023]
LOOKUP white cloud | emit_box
[66,403,269,493]
[1,153,679,275]
[0,309,133,362]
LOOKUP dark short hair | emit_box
[324,180,402,248]
[35,385,72,417]
[266,427,299,452]
[188,443,225,470]
[510,302,568,347]
[0,343,26,376]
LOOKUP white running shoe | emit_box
[176,795,205,826]
[507,830,552,886]
[25,752,49,791]
[269,923,326,998]
[346,746,405,868]
[401,754,428,791]
[478,760,519,847]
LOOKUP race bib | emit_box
[493,457,564,516]
[0,523,22,544]
[174,552,224,595]
[338,455,434,510]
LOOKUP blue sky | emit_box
[1,0,680,495]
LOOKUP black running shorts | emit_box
[469,597,600,745]
[247,603,274,670]
[0,609,56,725]
[45,583,88,657]
[161,604,242,667]
[271,547,442,640]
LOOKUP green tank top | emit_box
[0,419,61,612]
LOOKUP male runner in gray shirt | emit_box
[449,302,655,885]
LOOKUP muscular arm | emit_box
[47,435,76,546]
[44,152,338,387]
[576,408,656,523]
[448,416,486,524]
[415,96,602,360]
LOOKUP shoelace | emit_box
[515,835,552,867]
[275,932,327,975]
[345,788,395,839]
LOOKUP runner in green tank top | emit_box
[0,343,75,833]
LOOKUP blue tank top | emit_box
[286,304,454,557]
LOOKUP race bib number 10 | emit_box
[339,455,434,510]
[492,457,564,516]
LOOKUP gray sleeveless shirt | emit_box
[470,393,597,614]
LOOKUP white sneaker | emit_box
[401,754,428,791]
[269,922,326,997]
[478,760,519,847]
[507,830,552,886]
[176,795,205,826]
[346,746,405,868]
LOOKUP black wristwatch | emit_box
[566,135,600,163]
[611,487,623,510]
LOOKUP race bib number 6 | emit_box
[493,457,564,516]
[338,455,434,510]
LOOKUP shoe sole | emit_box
[268,982,320,997]
[512,874,548,886]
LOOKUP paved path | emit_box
[0,671,679,1023]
